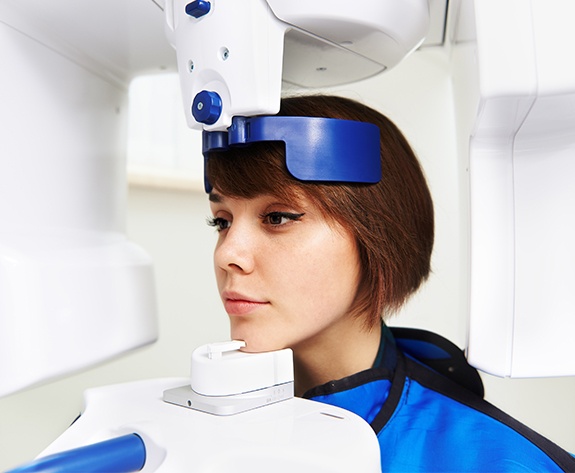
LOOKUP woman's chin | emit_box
[231,333,285,354]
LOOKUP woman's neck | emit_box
[292,316,382,397]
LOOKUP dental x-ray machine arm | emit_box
[164,0,429,131]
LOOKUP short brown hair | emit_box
[206,95,434,328]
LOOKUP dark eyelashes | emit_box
[259,211,305,225]
[207,211,305,232]
[206,216,229,231]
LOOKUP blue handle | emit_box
[6,433,146,473]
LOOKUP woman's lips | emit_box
[222,292,269,315]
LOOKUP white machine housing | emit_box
[0,0,168,397]
[165,0,430,130]
[452,0,575,377]
[36,377,382,472]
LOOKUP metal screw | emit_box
[221,47,229,60]
[188,60,194,73]
[197,102,204,110]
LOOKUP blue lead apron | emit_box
[304,325,575,472]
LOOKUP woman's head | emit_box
[207,95,434,329]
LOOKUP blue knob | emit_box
[192,90,222,125]
[185,1,211,18]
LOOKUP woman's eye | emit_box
[207,216,231,232]
[261,212,305,226]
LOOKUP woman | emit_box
[205,95,574,472]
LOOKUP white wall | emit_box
[1,48,575,471]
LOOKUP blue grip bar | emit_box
[6,433,146,473]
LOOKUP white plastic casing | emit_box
[163,342,294,415]
[36,378,382,472]
[0,1,161,397]
[165,0,288,131]
[164,0,429,130]
[267,0,430,76]
[458,0,575,377]
[190,341,293,396]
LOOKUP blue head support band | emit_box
[202,115,381,193]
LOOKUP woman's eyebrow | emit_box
[208,192,223,203]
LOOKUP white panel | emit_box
[464,0,537,376]
[531,0,575,95]
[472,0,537,99]
[467,144,516,376]
[37,379,381,472]
[0,0,176,85]
[513,130,575,376]
[268,0,429,68]
[464,0,575,377]
[0,13,157,396]
[510,0,575,375]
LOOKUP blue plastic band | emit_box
[6,433,146,473]
[202,115,381,193]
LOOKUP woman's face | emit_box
[209,189,362,353]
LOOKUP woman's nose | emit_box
[214,224,256,274]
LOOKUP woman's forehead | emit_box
[209,185,307,204]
